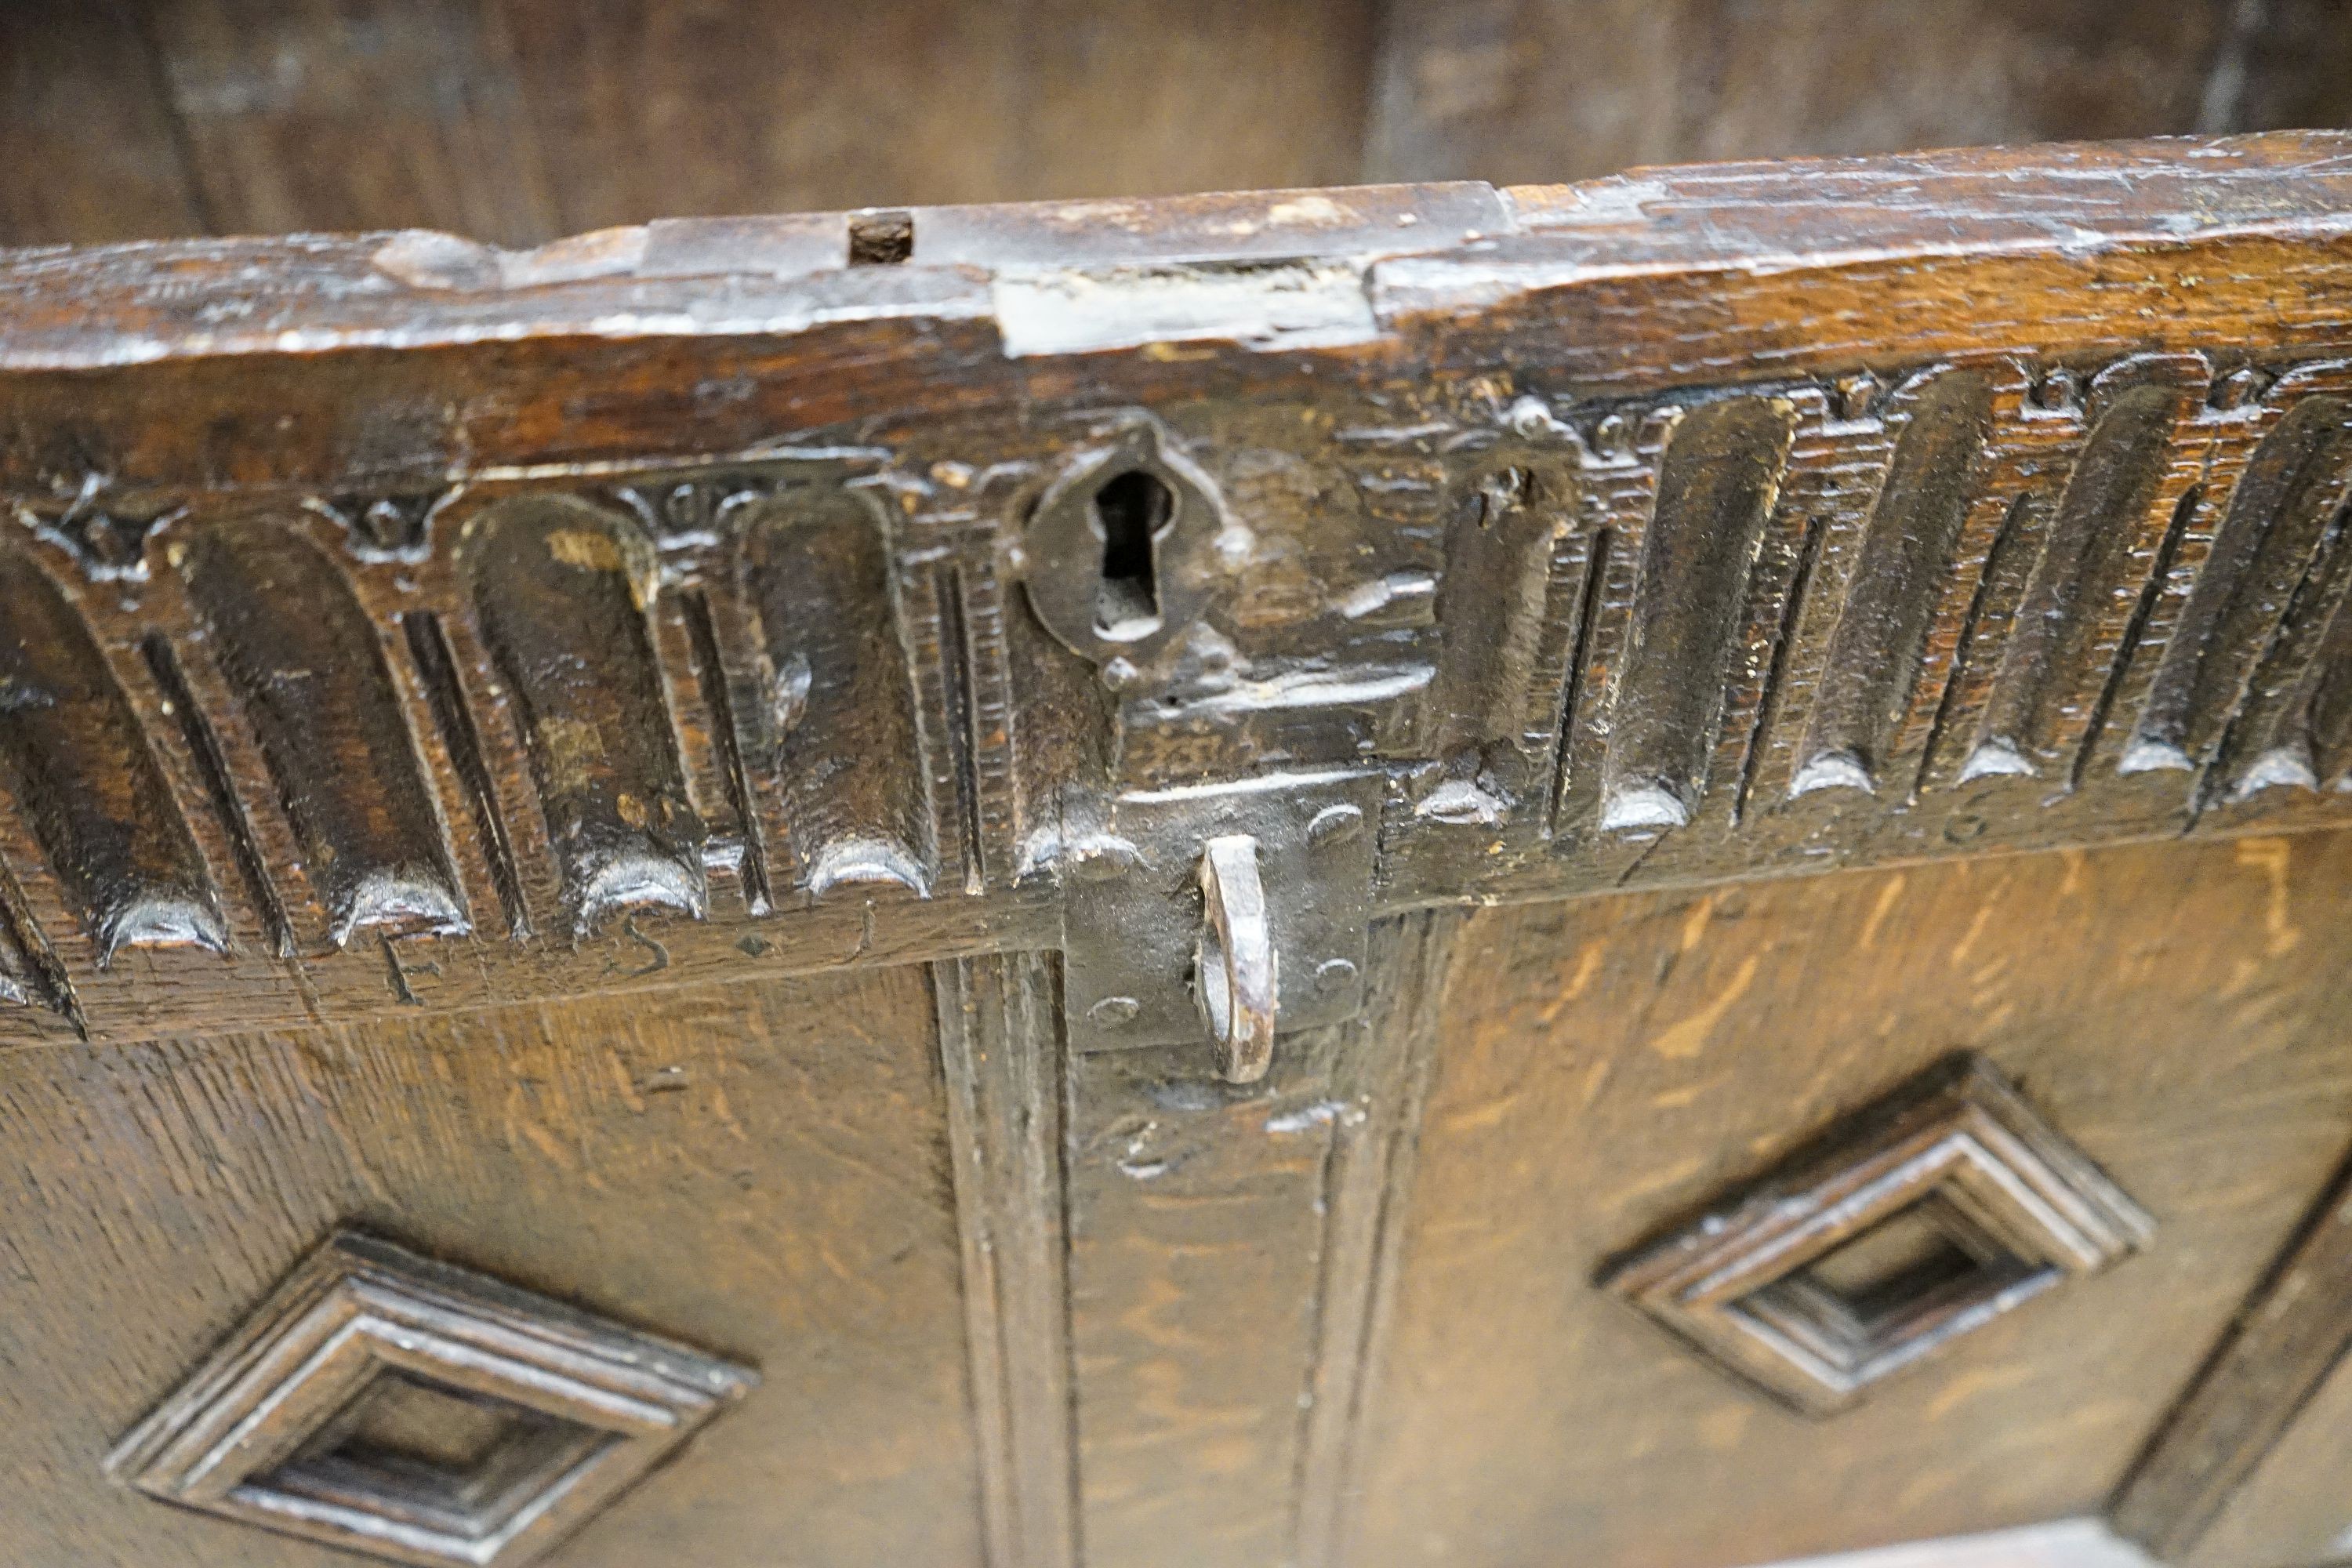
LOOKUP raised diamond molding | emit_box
[1602,1054,2154,1417]
[107,1232,757,1566]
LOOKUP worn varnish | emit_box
[0,968,986,1567]
[5,135,2352,1568]
[1363,1,2352,189]
[1356,833,2352,1568]
[17,2,2352,253]
[0,139,2347,1043]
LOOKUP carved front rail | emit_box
[2,136,2351,1053]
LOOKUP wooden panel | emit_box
[494,0,1026,234]
[0,966,986,1567]
[0,0,206,245]
[105,1232,758,1566]
[17,0,2352,251]
[1008,0,1376,202]
[4,0,1376,245]
[146,0,560,245]
[1065,1035,1338,1567]
[1602,1054,2154,1417]
[6,133,2352,1568]
[1366,0,2352,187]
[934,952,1080,1568]
[2227,1,2352,133]
[447,0,1372,236]
[1062,913,1457,1568]
[2111,1145,2352,1567]
[2165,1338,2352,1568]
[1353,829,2352,1568]
[4,140,2352,1051]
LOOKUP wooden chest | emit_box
[5,131,2352,1568]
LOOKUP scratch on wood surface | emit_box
[1646,953,1762,1060]
[2235,836,2304,955]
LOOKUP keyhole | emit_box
[1092,469,1173,639]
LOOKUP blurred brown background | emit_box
[6,0,2352,249]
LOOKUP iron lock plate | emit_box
[1060,770,1382,1062]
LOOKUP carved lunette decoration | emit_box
[2124,393,2352,779]
[1962,373,2194,782]
[464,496,708,935]
[177,518,468,947]
[739,488,929,896]
[1793,368,1994,797]
[0,544,224,964]
[1,136,2351,1044]
[1600,396,1797,829]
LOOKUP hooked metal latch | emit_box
[1058,770,1382,1081]
[1193,834,1276,1083]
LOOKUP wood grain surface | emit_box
[0,965,986,1567]
[3,140,2352,1051]
[1062,913,1457,1568]
[0,0,1381,247]
[1355,829,2352,1568]
[2160,1316,2352,1568]
[0,1,209,244]
[1365,0,2352,187]
[4,114,2352,1568]
[2111,1135,2352,1566]
[12,1,2352,249]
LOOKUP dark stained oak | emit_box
[2,134,2352,1568]
[1363,0,2352,189]
[0,140,2350,1048]
[16,2,2352,252]
[0,967,987,1568]
[2112,1143,2352,1566]
[1356,831,2352,1568]
[0,0,1385,249]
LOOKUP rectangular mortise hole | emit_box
[848,210,914,266]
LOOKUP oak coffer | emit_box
[7,132,2352,1568]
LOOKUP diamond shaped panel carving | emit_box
[1601,1054,2153,1416]
[107,1232,757,1566]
